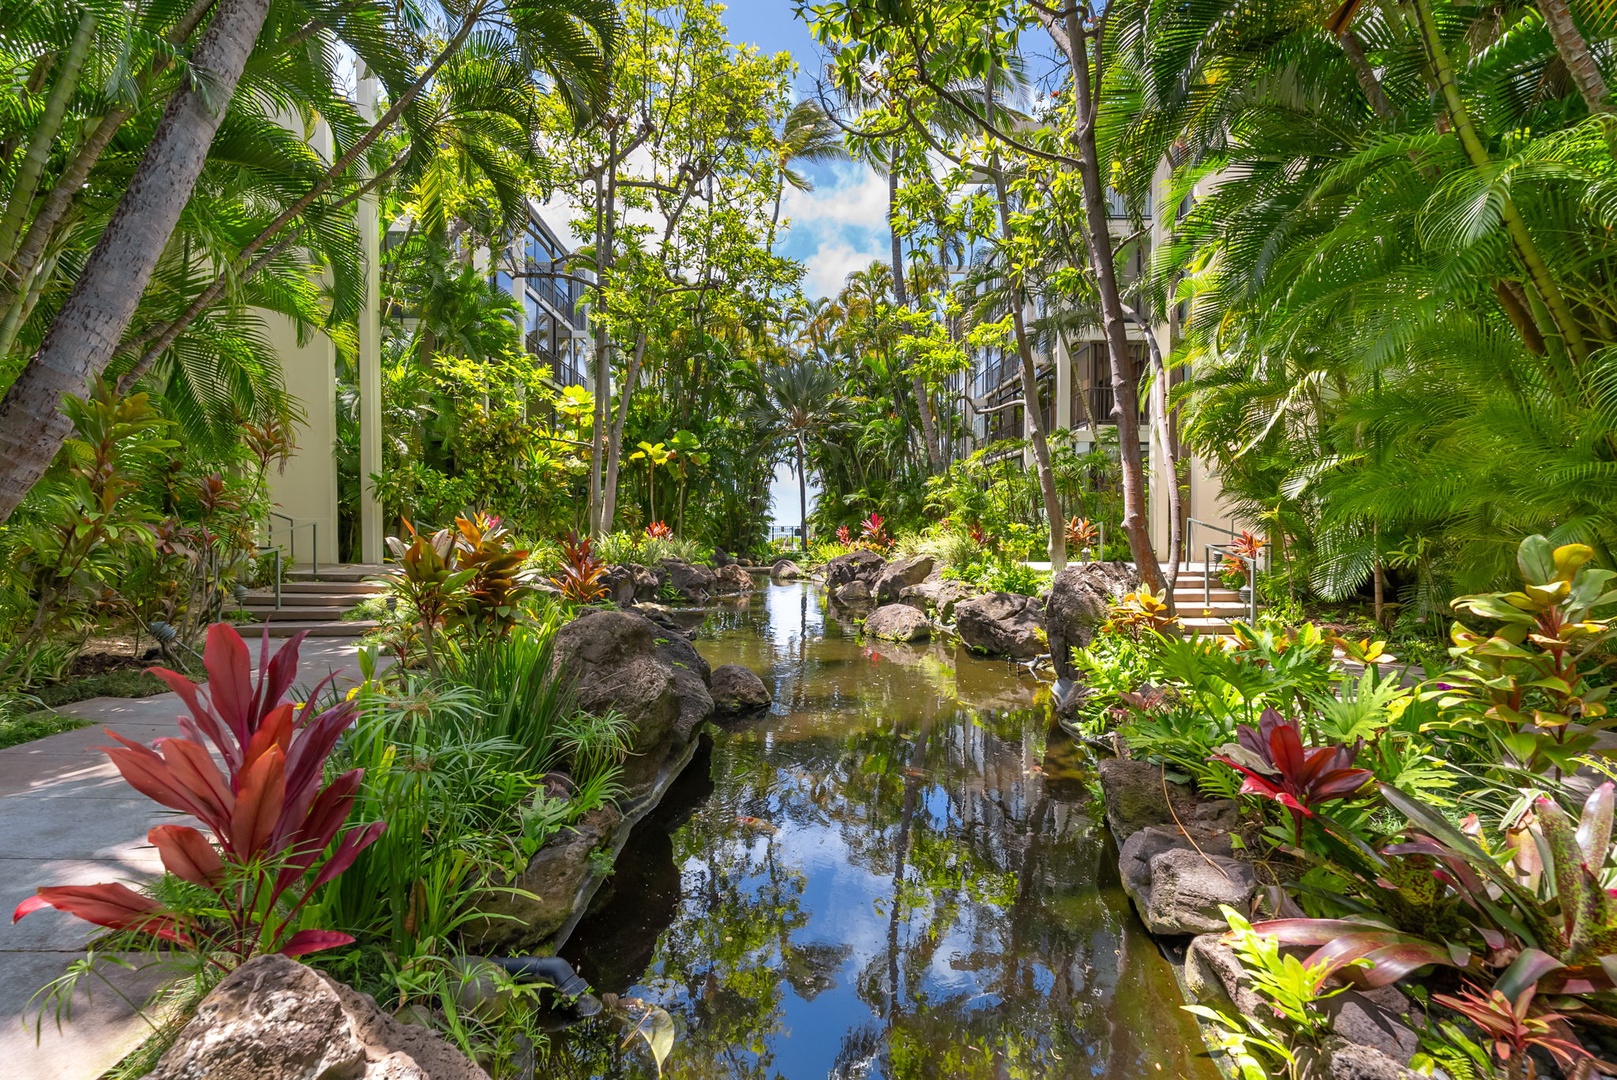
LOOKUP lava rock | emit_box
[1096,758,1237,842]
[953,592,1046,658]
[657,558,716,603]
[823,550,886,590]
[1119,826,1234,915]
[552,609,706,795]
[629,564,661,601]
[1325,985,1421,1066]
[835,579,872,605]
[1326,1044,1420,1080]
[711,663,772,714]
[770,559,802,582]
[863,603,932,642]
[900,578,975,621]
[874,555,935,604]
[1138,846,1257,936]
[1044,561,1139,679]
[713,563,755,595]
[601,565,638,605]
[151,954,487,1080]
[1185,932,1264,1016]
[473,805,622,951]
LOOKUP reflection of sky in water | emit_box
[557,583,1219,1080]
[762,582,822,658]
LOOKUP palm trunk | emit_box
[588,134,620,534]
[0,0,274,523]
[1412,0,1590,372]
[1537,0,1612,115]
[1049,11,1166,595]
[0,11,97,263]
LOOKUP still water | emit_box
[547,582,1218,1079]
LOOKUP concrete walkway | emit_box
[0,639,370,1080]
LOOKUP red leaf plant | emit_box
[836,524,853,546]
[645,521,673,540]
[1213,708,1372,843]
[13,624,383,966]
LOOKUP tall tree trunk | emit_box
[988,171,1067,572]
[1537,0,1613,114]
[1335,27,1396,119]
[888,168,942,472]
[797,433,808,552]
[601,329,646,530]
[1045,11,1167,596]
[0,0,274,522]
[588,130,620,534]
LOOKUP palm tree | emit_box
[0,0,622,522]
[768,99,851,249]
[754,357,853,551]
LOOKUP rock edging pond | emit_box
[1095,758,1424,1080]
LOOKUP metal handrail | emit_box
[265,512,318,577]
[1204,541,1260,627]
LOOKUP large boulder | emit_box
[151,955,487,1080]
[658,559,716,603]
[954,592,1045,658]
[711,663,772,715]
[629,564,662,601]
[863,603,931,642]
[900,577,975,621]
[1045,561,1139,679]
[713,563,755,595]
[473,805,621,950]
[1135,844,1257,936]
[601,564,638,605]
[1096,758,1238,842]
[873,555,934,604]
[552,609,708,795]
[770,559,802,582]
[823,550,886,590]
[834,579,872,605]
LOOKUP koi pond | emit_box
[544,581,1218,1079]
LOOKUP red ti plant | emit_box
[551,530,608,603]
[836,524,853,546]
[1213,708,1372,844]
[645,521,673,540]
[1433,951,1615,1080]
[1065,516,1099,552]
[860,512,891,550]
[13,625,383,964]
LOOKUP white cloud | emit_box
[779,162,893,298]
[798,239,891,297]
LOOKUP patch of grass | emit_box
[34,669,167,708]
[0,710,90,750]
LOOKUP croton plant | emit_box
[13,624,383,965]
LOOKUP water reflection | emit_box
[549,583,1217,1080]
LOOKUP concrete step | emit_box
[234,620,380,638]
[1173,588,1243,603]
[240,605,354,621]
[1176,616,1237,637]
[275,581,387,596]
[245,592,372,607]
[287,564,389,583]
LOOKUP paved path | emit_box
[0,639,370,1080]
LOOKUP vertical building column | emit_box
[1054,329,1072,434]
[356,69,384,564]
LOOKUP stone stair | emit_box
[1166,562,1255,638]
[235,565,388,638]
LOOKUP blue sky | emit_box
[720,2,892,528]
